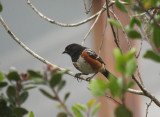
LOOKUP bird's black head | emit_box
[62,43,86,62]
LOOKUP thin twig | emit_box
[0,16,85,81]
[25,0,127,28]
[52,88,73,117]
[0,16,143,96]
[82,3,106,46]
[126,15,144,85]
[136,66,144,86]
[25,0,105,27]
[106,95,122,105]
[83,0,93,14]
[97,19,108,58]
[132,75,160,107]
[136,0,160,28]
[106,0,121,51]
[136,24,147,58]
[44,70,72,116]
[127,88,144,95]
[109,9,131,50]
[136,38,143,58]
[145,100,152,117]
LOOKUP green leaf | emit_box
[143,0,158,9]
[113,48,125,73]
[152,26,160,47]
[0,99,7,108]
[7,71,20,81]
[50,72,62,88]
[150,0,157,7]
[126,26,141,39]
[0,2,3,12]
[108,76,123,97]
[123,0,131,3]
[130,16,141,28]
[91,103,101,116]
[7,86,16,102]
[0,72,3,82]
[13,107,28,117]
[27,70,42,79]
[75,104,87,112]
[0,82,8,88]
[29,111,34,117]
[124,48,136,60]
[89,79,108,96]
[29,78,45,85]
[144,50,160,63]
[126,81,134,89]
[0,99,12,116]
[64,92,70,102]
[39,88,56,100]
[155,15,160,22]
[57,80,66,92]
[115,0,128,13]
[72,106,83,117]
[125,58,136,78]
[115,105,133,117]
[57,112,67,117]
[87,98,96,108]
[19,91,29,105]
[24,85,37,90]
[114,48,137,77]
[108,18,122,28]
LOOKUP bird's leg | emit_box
[75,73,87,82]
[86,73,97,81]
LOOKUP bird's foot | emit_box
[86,73,96,81]
[86,77,93,82]
[75,73,83,82]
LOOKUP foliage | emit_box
[115,105,132,117]
[71,98,101,117]
[144,50,160,63]
[28,111,34,117]
[89,48,135,117]
[0,70,31,117]
[0,68,101,117]
[0,2,2,12]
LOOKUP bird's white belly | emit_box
[74,56,95,74]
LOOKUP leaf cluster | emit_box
[89,48,137,117]
[71,98,101,117]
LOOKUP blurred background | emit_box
[0,0,160,117]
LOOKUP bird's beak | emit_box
[62,50,67,54]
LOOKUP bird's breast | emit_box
[73,56,96,74]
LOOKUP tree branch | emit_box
[83,0,93,14]
[0,16,143,96]
[135,0,160,28]
[82,3,105,45]
[106,95,122,105]
[52,88,73,117]
[25,0,106,27]
[106,0,121,51]
[24,0,127,28]
[0,16,86,80]
[145,100,152,117]
[132,75,160,107]
[109,9,131,50]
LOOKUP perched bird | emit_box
[63,43,111,81]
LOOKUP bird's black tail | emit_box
[101,69,115,79]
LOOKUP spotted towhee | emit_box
[63,43,112,81]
